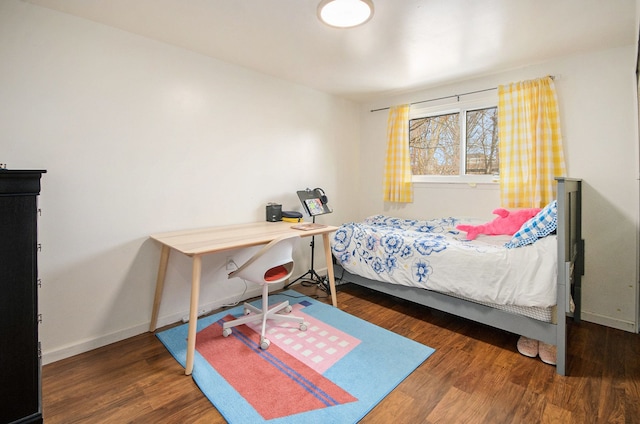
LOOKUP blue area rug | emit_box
[157,290,435,423]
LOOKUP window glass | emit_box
[409,98,499,183]
[409,113,459,175]
[465,107,499,175]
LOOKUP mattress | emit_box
[331,215,558,310]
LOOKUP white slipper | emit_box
[516,336,539,358]
[539,342,557,365]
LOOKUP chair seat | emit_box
[264,265,290,282]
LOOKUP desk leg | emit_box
[322,233,338,307]
[149,245,170,332]
[185,255,202,376]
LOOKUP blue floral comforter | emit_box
[330,215,557,308]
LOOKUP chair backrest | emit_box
[228,234,299,285]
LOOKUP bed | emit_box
[330,177,584,376]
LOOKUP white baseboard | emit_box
[42,286,265,365]
[42,323,151,365]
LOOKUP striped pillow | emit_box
[505,200,558,248]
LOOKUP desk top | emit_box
[150,221,338,256]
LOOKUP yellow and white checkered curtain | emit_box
[498,76,566,208]
[383,104,413,203]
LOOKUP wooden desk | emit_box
[148,221,338,375]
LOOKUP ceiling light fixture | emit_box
[317,0,374,29]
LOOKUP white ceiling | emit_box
[25,0,638,102]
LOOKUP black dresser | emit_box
[0,170,46,424]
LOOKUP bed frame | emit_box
[333,177,584,376]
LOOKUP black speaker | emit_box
[266,203,282,222]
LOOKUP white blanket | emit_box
[330,215,557,308]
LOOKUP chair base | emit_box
[222,298,307,349]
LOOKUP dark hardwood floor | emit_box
[42,283,640,423]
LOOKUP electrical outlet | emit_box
[226,257,235,270]
[181,308,208,323]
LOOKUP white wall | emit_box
[0,0,360,363]
[361,46,640,332]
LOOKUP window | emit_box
[409,97,499,183]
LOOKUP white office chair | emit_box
[222,234,307,349]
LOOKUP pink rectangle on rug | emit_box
[245,303,361,374]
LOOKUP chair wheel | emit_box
[284,305,292,313]
[260,338,271,350]
[222,328,232,337]
[299,323,307,331]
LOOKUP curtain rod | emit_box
[370,75,555,113]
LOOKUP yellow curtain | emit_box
[498,76,566,208]
[383,104,413,203]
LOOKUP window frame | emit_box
[409,93,499,184]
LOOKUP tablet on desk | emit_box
[304,198,325,216]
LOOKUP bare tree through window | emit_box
[410,107,498,176]
[466,107,499,175]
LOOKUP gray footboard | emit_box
[555,177,584,375]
